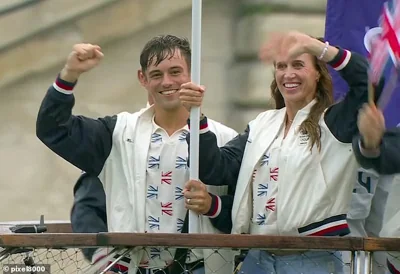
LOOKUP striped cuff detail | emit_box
[199,116,209,134]
[53,75,76,94]
[108,262,129,273]
[108,255,131,273]
[298,214,350,236]
[329,49,351,71]
[187,116,209,134]
[91,248,109,264]
[387,259,400,274]
[204,194,221,218]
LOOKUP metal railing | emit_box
[0,220,398,273]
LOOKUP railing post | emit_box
[354,251,362,274]
[350,251,355,274]
[364,251,372,274]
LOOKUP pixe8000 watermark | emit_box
[2,264,50,274]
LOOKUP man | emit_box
[352,104,400,174]
[352,103,400,273]
[71,173,234,273]
[70,172,107,262]
[71,98,155,264]
[378,173,400,273]
[346,168,393,274]
[36,35,238,274]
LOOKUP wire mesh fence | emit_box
[1,247,400,274]
[0,245,399,273]
[0,247,352,274]
[0,223,398,274]
[0,247,88,273]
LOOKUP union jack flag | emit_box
[257,184,268,197]
[175,186,184,200]
[161,171,172,185]
[151,133,162,143]
[148,156,160,169]
[265,197,276,212]
[178,132,188,141]
[161,202,173,216]
[256,213,266,225]
[260,153,270,167]
[148,216,160,230]
[175,156,188,169]
[176,218,184,232]
[369,0,400,84]
[147,185,159,199]
[150,248,162,260]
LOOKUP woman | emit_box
[179,31,380,273]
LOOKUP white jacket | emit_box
[99,106,237,274]
[231,100,358,236]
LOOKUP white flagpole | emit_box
[189,0,202,234]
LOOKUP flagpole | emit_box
[189,0,202,234]
[368,80,375,105]
[378,66,399,110]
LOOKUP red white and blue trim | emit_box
[330,49,352,71]
[298,214,350,236]
[91,248,109,264]
[387,258,400,274]
[204,194,221,218]
[188,116,209,134]
[52,75,76,94]
[107,256,130,273]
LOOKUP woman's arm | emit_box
[186,117,249,187]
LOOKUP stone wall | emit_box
[0,0,236,221]
[0,0,196,89]
[0,0,326,221]
[227,0,326,130]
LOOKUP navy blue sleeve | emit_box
[352,128,400,174]
[205,184,235,233]
[186,117,249,187]
[324,48,384,143]
[70,173,107,261]
[36,76,116,175]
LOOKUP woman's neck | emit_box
[284,98,314,122]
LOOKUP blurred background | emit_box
[0,0,326,221]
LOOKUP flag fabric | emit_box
[324,0,400,127]
[369,0,400,84]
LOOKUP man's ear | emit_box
[137,69,147,86]
[147,92,154,106]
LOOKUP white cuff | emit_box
[359,140,381,158]
[53,82,74,95]
[207,195,222,218]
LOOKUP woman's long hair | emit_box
[270,39,334,151]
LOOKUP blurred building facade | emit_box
[0,0,325,221]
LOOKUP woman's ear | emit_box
[316,72,321,82]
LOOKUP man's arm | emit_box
[71,173,107,233]
[70,173,107,261]
[36,76,116,175]
[36,43,115,175]
[353,128,400,175]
